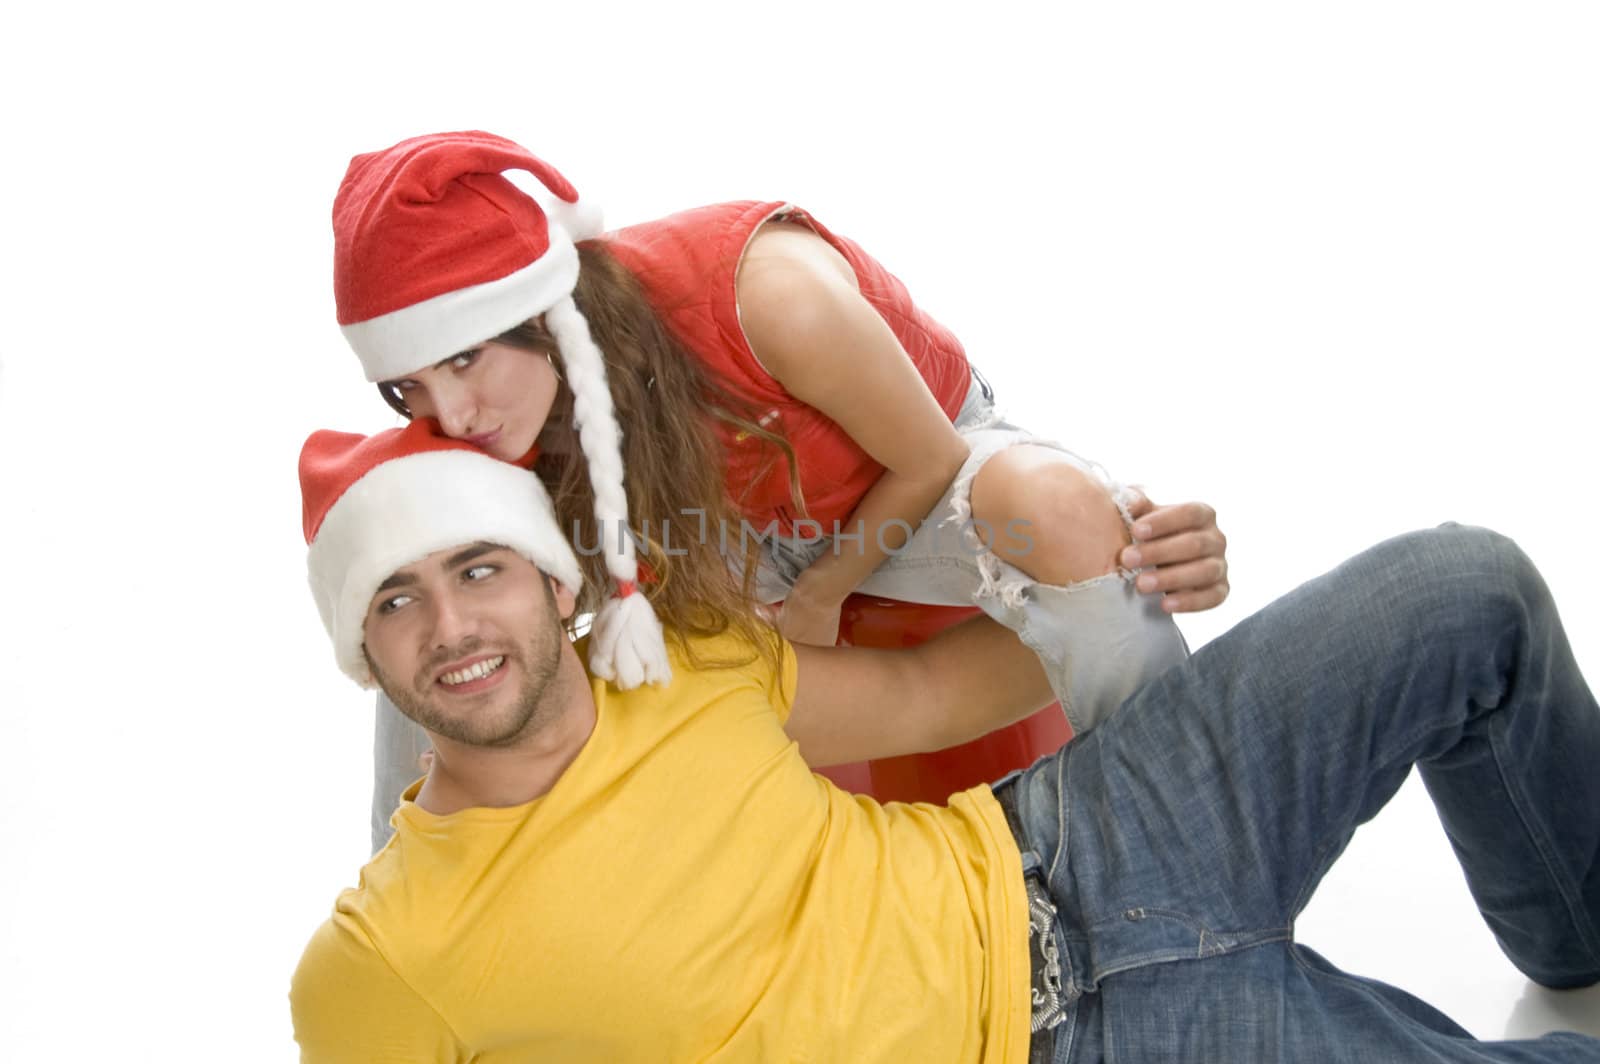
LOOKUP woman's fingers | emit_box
[778,597,845,647]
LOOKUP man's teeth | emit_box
[440,656,506,687]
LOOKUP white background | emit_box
[1,2,1596,1059]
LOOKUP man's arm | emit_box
[783,615,1056,767]
[291,915,464,1063]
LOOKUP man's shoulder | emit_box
[291,847,441,1005]
[295,844,413,963]
[294,901,379,977]
[290,889,461,1057]
[291,895,399,1020]
[578,627,791,691]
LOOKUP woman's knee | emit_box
[969,445,1130,586]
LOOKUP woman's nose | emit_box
[433,388,477,438]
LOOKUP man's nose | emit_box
[425,590,478,651]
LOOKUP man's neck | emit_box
[415,658,596,816]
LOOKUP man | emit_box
[291,418,1600,1062]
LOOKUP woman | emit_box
[333,131,1228,845]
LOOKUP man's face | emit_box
[363,542,576,747]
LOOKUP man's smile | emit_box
[435,654,508,693]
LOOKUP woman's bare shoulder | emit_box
[740,218,859,292]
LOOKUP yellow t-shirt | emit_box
[291,633,1031,1063]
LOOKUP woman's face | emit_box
[387,341,561,462]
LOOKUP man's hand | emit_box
[1120,491,1230,613]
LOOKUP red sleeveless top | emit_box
[600,202,971,536]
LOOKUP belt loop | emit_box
[993,778,1026,846]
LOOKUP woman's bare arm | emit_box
[737,223,969,644]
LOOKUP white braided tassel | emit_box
[589,584,671,688]
[545,295,672,687]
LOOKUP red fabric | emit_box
[333,131,582,325]
[512,440,542,468]
[600,202,972,536]
[299,418,474,543]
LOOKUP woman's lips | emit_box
[464,428,501,449]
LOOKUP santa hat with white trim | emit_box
[299,418,593,689]
[332,130,671,689]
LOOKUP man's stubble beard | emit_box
[373,613,567,750]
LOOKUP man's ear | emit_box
[549,575,577,621]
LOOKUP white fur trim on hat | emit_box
[307,449,582,687]
[342,237,580,383]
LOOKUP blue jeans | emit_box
[1000,526,1600,1062]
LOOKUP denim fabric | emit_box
[1001,525,1600,1061]
[752,371,1190,736]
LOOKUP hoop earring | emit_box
[546,351,564,382]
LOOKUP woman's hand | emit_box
[778,581,847,647]
[1119,492,1230,613]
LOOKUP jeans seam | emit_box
[1090,930,1295,983]
[1487,710,1600,967]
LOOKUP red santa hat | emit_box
[331,131,670,688]
[299,418,590,688]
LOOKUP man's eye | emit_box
[378,594,414,614]
[464,564,497,581]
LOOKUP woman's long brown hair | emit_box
[379,242,792,672]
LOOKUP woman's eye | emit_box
[393,379,417,393]
[452,350,479,370]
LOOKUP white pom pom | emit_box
[588,592,672,689]
[553,197,605,242]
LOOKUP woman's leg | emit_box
[966,443,1130,587]
[855,417,1187,735]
